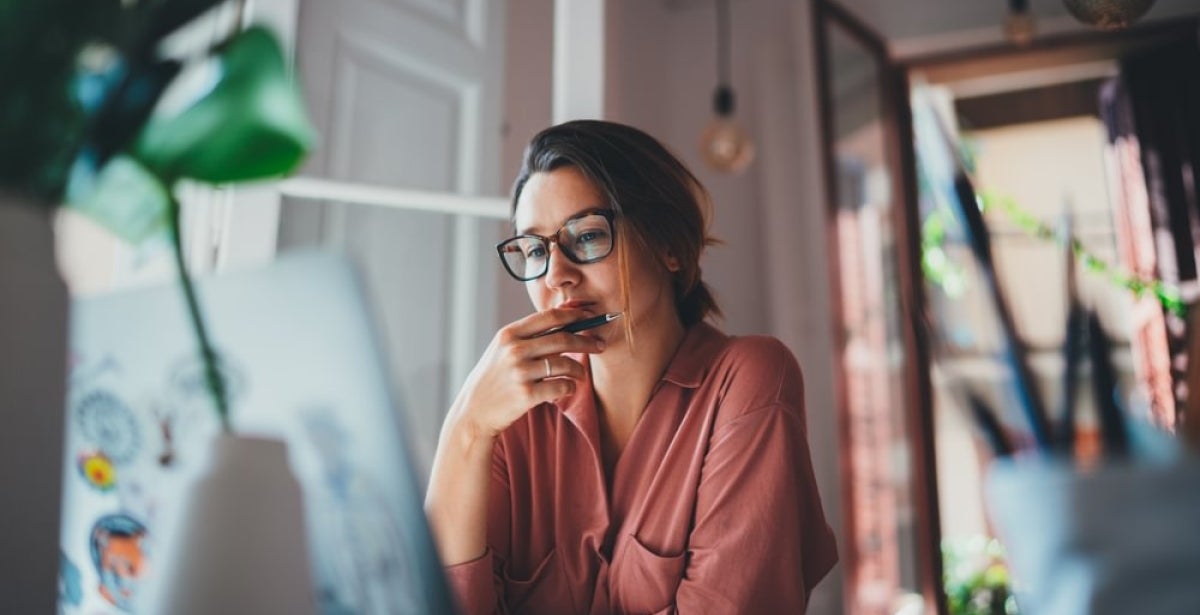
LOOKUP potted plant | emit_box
[1,1,314,611]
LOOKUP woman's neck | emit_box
[589,306,687,436]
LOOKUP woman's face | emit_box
[513,166,678,345]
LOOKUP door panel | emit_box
[282,0,505,484]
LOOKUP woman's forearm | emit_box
[425,411,497,566]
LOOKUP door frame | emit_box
[812,1,943,612]
[815,2,1200,612]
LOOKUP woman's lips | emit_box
[557,300,595,310]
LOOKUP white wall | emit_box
[501,0,555,187]
[606,0,769,336]
[495,0,556,328]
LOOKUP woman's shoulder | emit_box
[688,323,797,370]
[705,331,805,419]
[720,333,795,363]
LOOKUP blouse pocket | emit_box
[502,548,572,614]
[611,535,687,614]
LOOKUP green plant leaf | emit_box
[133,25,315,183]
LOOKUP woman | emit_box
[425,120,837,614]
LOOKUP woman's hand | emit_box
[451,308,606,438]
[428,308,603,566]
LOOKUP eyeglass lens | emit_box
[499,213,613,280]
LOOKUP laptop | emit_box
[59,250,455,614]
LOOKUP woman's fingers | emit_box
[501,356,584,415]
[520,331,605,359]
[529,377,576,403]
[461,310,602,435]
[504,307,597,340]
[497,309,607,360]
[523,355,587,382]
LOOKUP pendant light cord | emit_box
[716,0,730,88]
[712,0,735,116]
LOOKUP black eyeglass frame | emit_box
[495,208,617,281]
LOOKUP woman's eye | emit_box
[524,245,547,258]
[577,230,608,244]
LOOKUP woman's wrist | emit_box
[445,411,498,459]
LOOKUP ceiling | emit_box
[837,0,1200,51]
[661,1,1200,59]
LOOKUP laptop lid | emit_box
[59,250,455,614]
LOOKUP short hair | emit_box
[511,120,722,329]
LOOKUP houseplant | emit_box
[1,1,314,611]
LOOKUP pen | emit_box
[1087,311,1129,458]
[534,312,622,337]
[966,391,1013,458]
[952,168,1053,451]
[934,110,1051,451]
[1058,207,1083,456]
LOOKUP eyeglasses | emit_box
[496,209,616,281]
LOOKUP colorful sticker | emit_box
[74,390,141,465]
[77,452,117,492]
[89,514,149,613]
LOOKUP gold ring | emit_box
[544,357,552,379]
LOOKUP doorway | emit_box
[816,2,1200,612]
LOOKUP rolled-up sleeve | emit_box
[443,440,511,615]
[444,548,499,615]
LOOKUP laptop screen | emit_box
[59,250,454,614]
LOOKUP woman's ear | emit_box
[664,253,681,272]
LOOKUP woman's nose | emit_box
[543,242,580,289]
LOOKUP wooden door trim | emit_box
[813,1,945,612]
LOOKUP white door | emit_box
[280,0,507,484]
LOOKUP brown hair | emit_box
[511,120,722,329]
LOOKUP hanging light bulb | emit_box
[701,85,754,173]
[700,0,754,174]
[1004,0,1036,47]
[1062,0,1157,30]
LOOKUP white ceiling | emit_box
[837,0,1200,49]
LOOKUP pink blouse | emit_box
[444,322,838,614]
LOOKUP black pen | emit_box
[534,312,623,337]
